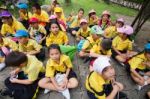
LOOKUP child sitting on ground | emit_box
[46,22,68,47]
[98,10,112,30]
[38,44,78,99]
[88,9,98,28]
[85,56,124,99]
[104,18,124,39]
[79,25,103,58]
[112,25,137,63]
[76,19,91,41]
[28,17,47,45]
[128,43,150,90]
[0,51,45,99]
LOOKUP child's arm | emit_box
[131,69,144,80]
[51,77,65,91]
[10,78,33,85]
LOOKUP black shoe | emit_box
[0,89,14,97]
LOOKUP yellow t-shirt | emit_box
[46,31,68,47]
[32,10,49,26]
[85,71,107,99]
[1,19,26,36]
[0,38,18,51]
[88,16,98,26]
[82,36,102,51]
[29,25,47,36]
[70,16,81,28]
[104,26,118,38]
[112,36,132,51]
[19,11,32,20]
[22,55,45,81]
[128,53,147,70]
[90,44,112,56]
[76,27,91,38]
[18,39,42,52]
[45,54,73,78]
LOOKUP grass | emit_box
[44,0,138,21]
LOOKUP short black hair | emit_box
[48,44,61,54]
[5,51,27,67]
[32,3,41,10]
[101,39,112,50]
[78,8,84,13]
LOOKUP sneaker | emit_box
[0,63,6,71]
[44,89,50,94]
[0,89,14,97]
[59,89,70,99]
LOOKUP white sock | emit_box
[59,89,70,99]
[144,81,148,86]
[0,63,6,71]
[44,89,50,94]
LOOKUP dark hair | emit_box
[32,3,41,10]
[49,21,62,31]
[48,44,61,54]
[78,8,84,14]
[116,21,124,27]
[101,39,112,50]
[5,51,27,67]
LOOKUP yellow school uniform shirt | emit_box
[22,55,45,81]
[29,25,47,36]
[77,27,91,38]
[19,11,32,20]
[128,53,147,70]
[112,36,132,51]
[1,19,26,36]
[46,31,68,47]
[70,16,81,28]
[104,26,118,38]
[0,38,18,51]
[90,44,112,56]
[85,71,107,99]
[82,36,102,51]
[88,16,98,26]
[45,54,73,78]
[18,39,42,52]
[32,10,49,23]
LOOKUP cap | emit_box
[17,3,28,9]
[102,10,110,16]
[54,7,62,13]
[14,30,29,37]
[117,25,133,35]
[93,56,111,74]
[29,17,39,23]
[0,11,11,17]
[91,25,104,35]
[117,18,124,23]
[80,19,88,24]
[89,9,96,14]
[49,15,57,19]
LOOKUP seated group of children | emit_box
[0,0,150,99]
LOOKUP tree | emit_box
[131,0,150,39]
[65,0,71,5]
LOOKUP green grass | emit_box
[44,0,138,21]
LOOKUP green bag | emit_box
[59,45,77,61]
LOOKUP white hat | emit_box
[93,56,111,74]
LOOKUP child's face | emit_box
[80,23,88,29]
[32,7,38,14]
[51,23,59,34]
[31,22,39,28]
[102,14,109,21]
[116,22,123,28]
[102,66,115,81]
[49,48,61,61]
[78,11,84,19]
[55,12,62,18]
[118,33,127,39]
[18,37,28,44]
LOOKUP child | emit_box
[32,3,49,27]
[88,9,98,28]
[85,56,124,99]
[67,8,84,35]
[17,3,32,29]
[79,25,103,57]
[38,44,78,98]
[104,18,124,39]
[0,11,26,37]
[14,30,45,61]
[28,17,47,45]
[0,5,7,30]
[112,25,136,63]
[128,43,150,90]
[98,10,112,30]
[0,35,18,71]
[76,19,91,41]
[1,51,45,99]
[46,22,68,47]
[54,7,66,25]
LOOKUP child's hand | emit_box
[114,82,124,91]
[10,78,18,83]
[56,86,65,91]
[112,84,120,92]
